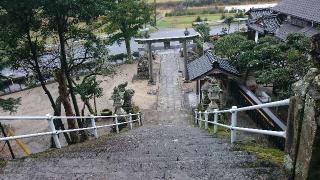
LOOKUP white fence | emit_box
[0,113,142,149]
[194,99,290,143]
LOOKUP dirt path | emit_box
[1,50,280,179]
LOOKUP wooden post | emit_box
[182,40,189,80]
[147,42,154,84]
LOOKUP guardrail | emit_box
[194,99,289,143]
[0,112,142,149]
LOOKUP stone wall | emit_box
[285,68,320,180]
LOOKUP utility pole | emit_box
[0,123,15,159]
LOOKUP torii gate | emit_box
[135,34,200,83]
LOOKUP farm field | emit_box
[157,13,235,28]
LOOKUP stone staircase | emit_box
[1,50,284,180]
[1,111,283,180]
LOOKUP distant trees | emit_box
[194,23,210,42]
[103,0,153,61]
[214,32,312,99]
[223,16,234,33]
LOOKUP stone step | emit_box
[3,166,276,180]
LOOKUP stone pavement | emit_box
[157,50,185,111]
[0,50,282,180]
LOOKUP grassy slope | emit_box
[206,125,285,165]
[157,13,235,28]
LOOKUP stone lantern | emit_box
[206,77,223,111]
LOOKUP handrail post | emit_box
[231,106,238,143]
[138,112,142,126]
[199,111,202,128]
[129,113,133,130]
[46,114,61,149]
[90,115,98,138]
[204,110,208,129]
[213,109,218,134]
[194,109,198,124]
[114,114,119,133]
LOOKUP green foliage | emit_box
[235,141,285,165]
[255,33,311,98]
[215,32,312,99]
[103,0,152,59]
[214,33,250,61]
[234,12,245,18]
[101,109,112,116]
[165,7,225,17]
[132,104,140,114]
[75,76,103,101]
[0,158,6,168]
[223,16,234,33]
[193,23,210,42]
[0,97,21,113]
[194,16,202,22]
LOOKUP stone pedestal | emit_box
[285,68,320,180]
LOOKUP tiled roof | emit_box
[275,23,305,40]
[246,8,274,20]
[272,0,320,23]
[187,52,240,81]
[246,8,280,35]
[298,27,319,38]
[248,15,280,34]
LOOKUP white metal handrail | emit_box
[194,99,289,143]
[0,112,142,149]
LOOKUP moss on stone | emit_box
[207,125,230,138]
[235,141,285,165]
[0,158,6,169]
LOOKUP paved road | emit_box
[1,50,280,180]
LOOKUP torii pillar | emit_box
[182,40,189,80]
[147,42,154,84]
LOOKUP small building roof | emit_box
[246,8,280,35]
[272,0,320,23]
[246,8,275,20]
[187,52,240,81]
[248,15,280,34]
[275,23,319,40]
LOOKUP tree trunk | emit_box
[27,30,72,147]
[55,69,79,144]
[27,30,58,114]
[243,67,251,84]
[57,23,88,142]
[125,37,132,61]
[93,94,97,115]
[84,99,95,115]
